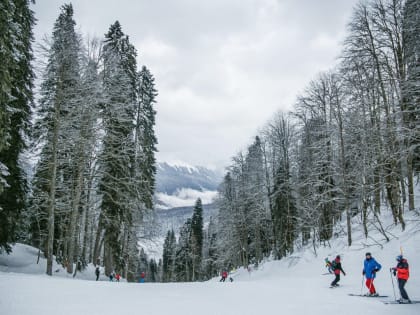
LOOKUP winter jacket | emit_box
[333,258,345,275]
[394,259,409,280]
[363,257,381,279]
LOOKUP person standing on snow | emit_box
[139,271,146,283]
[330,255,346,287]
[95,266,100,281]
[391,255,411,303]
[109,270,115,282]
[362,252,381,296]
[220,270,228,282]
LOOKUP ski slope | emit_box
[1,212,419,315]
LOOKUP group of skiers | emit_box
[325,252,411,303]
[95,266,145,283]
[95,266,122,282]
[219,270,234,282]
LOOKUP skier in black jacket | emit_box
[330,255,346,287]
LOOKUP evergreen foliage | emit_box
[190,198,203,280]
[0,0,34,253]
[16,5,158,280]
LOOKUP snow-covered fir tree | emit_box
[30,3,82,275]
[0,0,35,253]
[190,198,203,281]
[96,20,138,276]
[162,229,176,282]
[136,65,158,210]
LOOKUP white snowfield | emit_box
[1,212,419,315]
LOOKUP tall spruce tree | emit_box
[97,21,137,275]
[162,229,176,282]
[190,198,203,281]
[202,216,218,279]
[31,4,81,275]
[136,66,158,210]
[0,0,35,253]
[175,219,192,281]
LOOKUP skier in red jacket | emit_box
[391,255,411,303]
[220,270,228,282]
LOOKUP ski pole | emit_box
[361,274,364,295]
[390,268,397,301]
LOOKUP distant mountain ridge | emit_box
[156,162,222,194]
[154,162,222,209]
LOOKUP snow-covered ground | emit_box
[1,211,419,315]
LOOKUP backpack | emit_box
[331,260,338,270]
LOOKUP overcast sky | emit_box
[31,0,359,171]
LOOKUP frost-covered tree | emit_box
[402,0,420,178]
[174,219,192,281]
[202,216,218,279]
[190,198,203,281]
[162,229,176,282]
[31,4,82,275]
[0,0,34,253]
[136,66,158,210]
[295,74,340,243]
[96,21,137,275]
[266,114,297,258]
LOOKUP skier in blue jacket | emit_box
[362,252,382,296]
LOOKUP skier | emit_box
[139,271,146,283]
[115,273,121,282]
[109,270,115,282]
[330,255,346,287]
[220,270,228,282]
[325,258,333,274]
[362,252,381,296]
[391,255,411,303]
[95,266,100,281]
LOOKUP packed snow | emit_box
[1,211,419,315]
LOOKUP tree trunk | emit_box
[66,164,84,274]
[46,99,60,276]
[93,214,104,265]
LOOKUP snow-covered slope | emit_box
[1,211,419,314]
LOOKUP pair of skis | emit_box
[382,300,420,304]
[348,293,420,304]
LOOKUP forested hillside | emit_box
[0,2,158,281]
[214,0,419,268]
[161,0,420,282]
